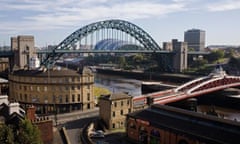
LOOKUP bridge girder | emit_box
[42,19,161,66]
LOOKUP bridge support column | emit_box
[187,98,197,112]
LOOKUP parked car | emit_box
[89,130,105,138]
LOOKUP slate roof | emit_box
[10,68,83,77]
[100,93,132,101]
[128,104,240,144]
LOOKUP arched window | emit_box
[139,126,148,144]
[150,129,160,144]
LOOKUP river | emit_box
[94,73,240,121]
[94,73,142,96]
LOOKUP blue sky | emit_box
[0,0,240,47]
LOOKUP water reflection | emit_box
[94,73,142,96]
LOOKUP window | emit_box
[112,111,115,117]
[24,94,27,101]
[66,95,68,103]
[72,94,75,102]
[87,93,90,101]
[114,102,117,107]
[59,95,62,103]
[78,94,80,101]
[77,85,80,90]
[121,101,123,106]
[150,129,160,144]
[112,123,115,129]
[121,110,123,115]
[65,86,68,90]
[44,86,47,92]
[19,86,22,90]
[24,86,27,91]
[26,45,29,51]
[127,100,130,105]
[20,94,22,100]
[72,86,75,90]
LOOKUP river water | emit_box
[94,73,142,96]
[94,73,240,121]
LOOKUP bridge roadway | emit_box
[133,68,240,107]
[0,49,209,57]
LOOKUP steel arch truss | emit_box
[42,19,161,66]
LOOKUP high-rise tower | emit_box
[184,29,205,51]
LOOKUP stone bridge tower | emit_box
[11,35,35,70]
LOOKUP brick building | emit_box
[26,106,53,144]
[126,104,240,144]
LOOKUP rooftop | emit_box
[128,104,240,144]
[10,67,88,77]
[100,93,132,101]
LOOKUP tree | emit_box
[190,59,208,68]
[0,124,14,144]
[133,54,144,63]
[206,50,224,63]
[118,56,126,68]
[17,119,42,144]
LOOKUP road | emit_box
[48,107,99,125]
[49,108,99,144]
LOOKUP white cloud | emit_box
[0,0,187,33]
[207,0,240,12]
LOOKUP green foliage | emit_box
[0,124,14,144]
[118,57,126,68]
[17,119,42,144]
[228,57,240,67]
[206,50,225,62]
[0,120,42,144]
[190,59,208,68]
[133,54,144,63]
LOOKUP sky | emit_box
[0,0,240,47]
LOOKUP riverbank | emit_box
[96,68,198,84]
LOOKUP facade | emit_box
[11,35,36,69]
[99,93,133,129]
[0,58,9,73]
[184,29,205,51]
[0,78,8,95]
[8,67,94,114]
[126,104,240,144]
[172,39,188,72]
[162,42,173,51]
[165,39,188,72]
